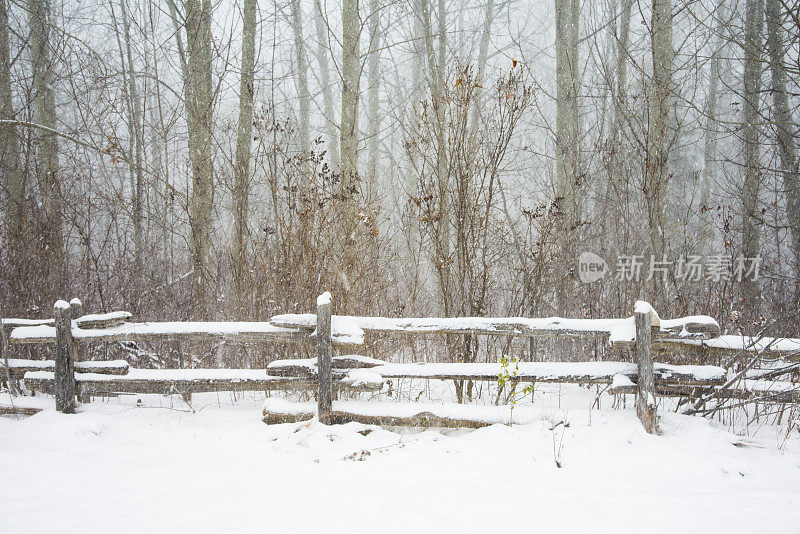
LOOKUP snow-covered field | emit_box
[1,388,799,533]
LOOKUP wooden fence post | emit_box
[634,302,657,433]
[70,298,90,403]
[317,292,333,425]
[54,300,76,413]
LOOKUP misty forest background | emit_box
[1,0,799,368]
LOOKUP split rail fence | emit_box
[1,293,798,433]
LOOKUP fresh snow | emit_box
[271,313,719,344]
[76,310,132,323]
[0,390,798,533]
[10,321,307,340]
[339,369,386,389]
[634,300,660,326]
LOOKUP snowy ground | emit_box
[1,387,799,533]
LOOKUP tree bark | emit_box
[340,0,360,193]
[366,0,381,192]
[27,0,64,302]
[765,0,800,289]
[0,0,25,304]
[605,0,631,223]
[644,0,674,302]
[700,0,726,249]
[290,0,310,153]
[471,0,494,130]
[740,0,763,317]
[339,0,361,309]
[113,0,146,310]
[233,0,256,314]
[554,0,580,314]
[313,0,339,170]
[184,0,215,320]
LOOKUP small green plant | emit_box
[498,355,535,422]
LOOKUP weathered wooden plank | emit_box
[266,355,384,377]
[22,368,381,396]
[611,383,800,404]
[25,376,319,395]
[270,313,720,341]
[0,359,129,379]
[9,321,361,347]
[635,303,657,434]
[317,293,333,425]
[0,318,53,327]
[53,301,76,414]
[76,310,132,329]
[0,404,43,416]
[366,361,725,387]
[262,408,491,428]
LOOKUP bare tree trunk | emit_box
[605,0,631,215]
[471,0,494,130]
[700,0,726,249]
[233,0,256,315]
[339,0,361,308]
[340,0,360,191]
[184,0,215,320]
[113,0,146,310]
[740,0,763,317]
[421,0,451,315]
[313,0,339,170]
[644,0,673,302]
[27,0,64,302]
[0,0,25,301]
[366,0,381,191]
[765,0,800,288]
[290,0,310,152]
[554,0,580,314]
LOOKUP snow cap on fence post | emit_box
[317,292,333,425]
[634,300,660,328]
[53,300,77,414]
[634,302,658,434]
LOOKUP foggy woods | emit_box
[4,1,800,528]
[1,0,799,342]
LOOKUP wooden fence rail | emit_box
[2,293,798,434]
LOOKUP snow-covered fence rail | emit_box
[9,320,358,347]
[266,299,731,433]
[2,296,377,412]
[269,312,721,344]
[4,292,797,433]
[0,358,129,380]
